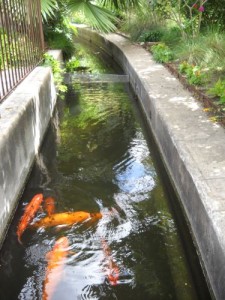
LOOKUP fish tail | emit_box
[18,235,23,245]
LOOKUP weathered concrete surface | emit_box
[0,57,58,247]
[77,27,225,300]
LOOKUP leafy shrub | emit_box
[178,61,190,74]
[45,31,75,60]
[161,26,182,47]
[42,53,67,94]
[208,79,225,104]
[151,43,174,63]
[65,56,81,72]
[138,30,163,42]
[178,61,205,85]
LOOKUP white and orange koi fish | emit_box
[42,237,70,300]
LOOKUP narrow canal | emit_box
[0,41,211,300]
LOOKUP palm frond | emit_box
[68,0,118,32]
[41,0,58,20]
[99,0,140,10]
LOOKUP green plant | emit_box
[178,61,205,85]
[151,43,174,63]
[65,56,81,72]
[44,30,76,60]
[149,0,208,39]
[138,29,163,42]
[187,66,205,85]
[207,79,225,104]
[178,61,190,74]
[42,53,67,94]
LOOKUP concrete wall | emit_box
[77,27,225,300]
[0,50,61,247]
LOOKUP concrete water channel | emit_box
[0,27,225,299]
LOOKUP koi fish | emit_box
[42,237,70,300]
[17,193,44,244]
[44,197,55,216]
[30,211,102,228]
[101,239,120,286]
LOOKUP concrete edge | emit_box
[77,27,225,300]
[0,50,62,248]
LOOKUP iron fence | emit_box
[0,0,44,102]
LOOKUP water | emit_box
[0,42,211,300]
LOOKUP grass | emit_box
[172,29,225,84]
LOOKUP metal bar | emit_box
[6,0,20,83]
[0,3,11,94]
[37,0,45,51]
[1,0,14,92]
[0,0,44,102]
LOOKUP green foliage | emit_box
[98,0,140,10]
[45,31,76,59]
[138,29,163,42]
[42,53,67,94]
[151,43,174,63]
[0,31,40,70]
[160,26,182,47]
[202,0,225,29]
[43,53,61,74]
[208,79,225,104]
[43,4,77,60]
[41,0,58,20]
[119,0,165,42]
[149,0,208,38]
[178,61,190,74]
[178,61,205,85]
[68,0,118,33]
[65,56,81,72]
[173,29,225,81]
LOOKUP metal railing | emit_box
[0,0,44,102]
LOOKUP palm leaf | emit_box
[68,0,118,32]
[99,0,140,9]
[41,0,58,20]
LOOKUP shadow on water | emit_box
[0,41,212,300]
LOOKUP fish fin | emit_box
[46,251,52,261]
[54,225,68,232]
[39,206,44,213]
[18,236,23,245]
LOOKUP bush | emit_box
[45,31,75,60]
[179,61,206,85]
[42,53,67,94]
[151,43,174,63]
[65,56,81,72]
[208,79,225,104]
[138,29,163,42]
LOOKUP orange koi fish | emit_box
[17,193,44,244]
[30,211,102,228]
[101,239,120,286]
[42,237,70,300]
[44,197,55,216]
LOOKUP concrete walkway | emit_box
[77,27,225,300]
